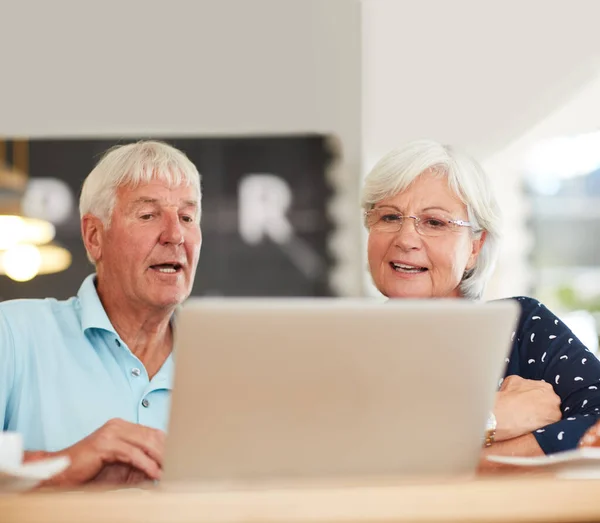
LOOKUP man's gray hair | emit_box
[361,140,502,300]
[79,140,202,264]
[79,140,202,226]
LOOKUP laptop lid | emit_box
[163,298,518,484]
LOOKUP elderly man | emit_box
[0,141,202,485]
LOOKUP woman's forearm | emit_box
[478,433,544,474]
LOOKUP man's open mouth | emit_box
[389,262,428,274]
[149,263,183,274]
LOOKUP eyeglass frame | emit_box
[363,207,476,236]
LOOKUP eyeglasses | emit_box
[364,207,474,237]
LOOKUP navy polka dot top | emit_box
[501,296,600,454]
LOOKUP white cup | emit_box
[0,432,24,469]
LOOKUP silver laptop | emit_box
[163,298,519,485]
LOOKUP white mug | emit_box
[0,432,23,469]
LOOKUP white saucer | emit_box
[0,456,70,493]
[487,447,600,478]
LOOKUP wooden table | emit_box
[2,475,600,523]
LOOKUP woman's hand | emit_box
[494,375,562,441]
[579,421,600,447]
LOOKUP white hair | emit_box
[79,140,202,263]
[361,140,502,300]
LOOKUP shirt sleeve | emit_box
[514,298,600,454]
[0,309,16,431]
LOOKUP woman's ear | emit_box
[466,231,487,270]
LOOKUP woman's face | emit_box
[367,172,486,299]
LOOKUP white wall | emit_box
[0,1,338,136]
[362,0,600,163]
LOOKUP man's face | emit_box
[90,179,202,311]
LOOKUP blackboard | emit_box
[0,135,335,300]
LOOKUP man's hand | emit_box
[494,375,561,441]
[38,418,165,487]
[91,463,155,485]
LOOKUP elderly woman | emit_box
[362,140,600,465]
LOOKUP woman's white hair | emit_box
[79,140,202,264]
[361,139,502,300]
[80,140,202,226]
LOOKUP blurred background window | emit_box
[524,132,600,353]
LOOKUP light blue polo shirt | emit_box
[0,274,173,452]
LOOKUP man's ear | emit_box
[466,231,487,270]
[81,214,105,263]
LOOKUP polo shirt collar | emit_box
[77,273,118,335]
[151,353,174,390]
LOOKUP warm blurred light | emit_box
[0,149,72,282]
[0,243,71,282]
[2,244,42,281]
[36,244,72,275]
[0,215,56,249]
